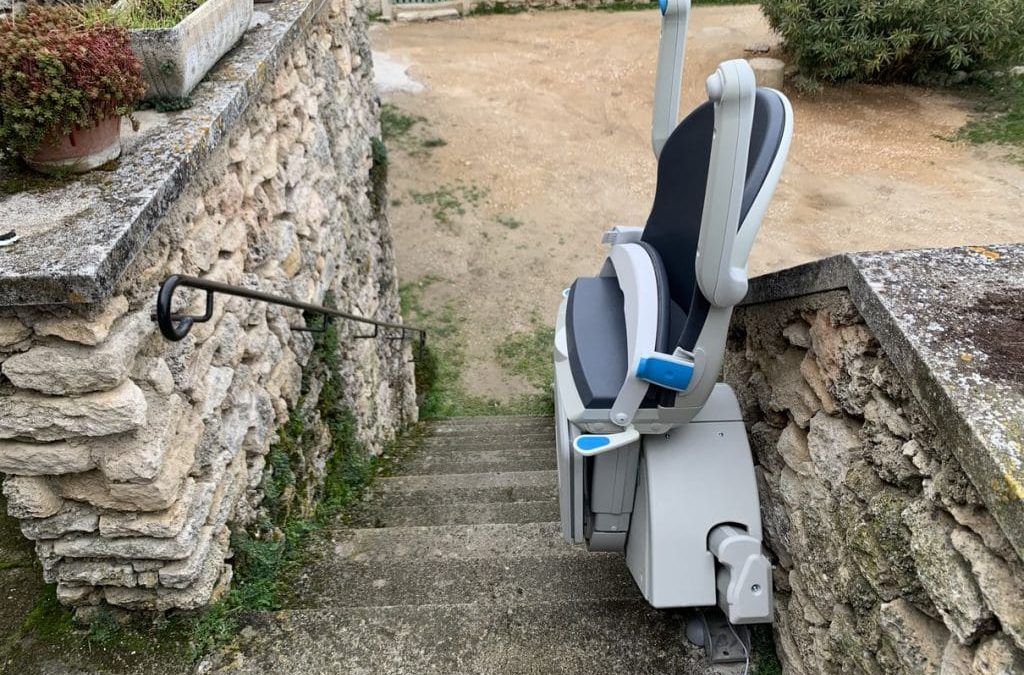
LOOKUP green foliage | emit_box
[138,96,194,112]
[468,0,751,15]
[17,586,74,642]
[467,2,531,15]
[958,74,1024,159]
[751,624,784,675]
[114,0,206,28]
[496,214,523,229]
[760,0,1024,85]
[369,136,389,216]
[494,324,556,415]
[400,278,553,418]
[410,181,489,230]
[380,103,446,157]
[381,103,424,143]
[183,298,390,659]
[0,6,146,157]
[84,608,122,647]
[495,324,556,394]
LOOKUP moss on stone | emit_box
[369,136,388,217]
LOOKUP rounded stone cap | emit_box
[747,57,786,90]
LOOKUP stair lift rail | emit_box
[153,274,427,360]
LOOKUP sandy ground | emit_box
[371,6,1024,402]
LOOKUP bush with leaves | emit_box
[760,0,1024,86]
[0,6,145,157]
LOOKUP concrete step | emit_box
[422,415,553,430]
[398,448,556,476]
[228,600,716,674]
[292,553,640,608]
[404,432,554,450]
[376,470,557,507]
[324,522,571,563]
[358,500,559,527]
[395,7,460,22]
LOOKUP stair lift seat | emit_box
[552,0,793,628]
[566,91,788,411]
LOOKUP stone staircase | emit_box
[224,416,734,674]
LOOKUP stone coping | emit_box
[744,244,1024,560]
[0,0,328,306]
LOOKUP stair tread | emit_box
[229,599,716,675]
[291,552,641,608]
[322,521,572,562]
[359,500,558,527]
[379,470,555,490]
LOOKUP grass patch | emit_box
[496,324,555,392]
[494,323,556,415]
[410,181,489,231]
[381,103,424,143]
[957,74,1024,162]
[401,279,552,418]
[380,103,447,158]
[496,214,523,229]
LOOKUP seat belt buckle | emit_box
[636,349,696,392]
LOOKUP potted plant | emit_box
[113,0,253,100]
[0,7,145,174]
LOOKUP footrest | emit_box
[573,427,640,456]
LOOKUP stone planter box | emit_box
[117,0,254,99]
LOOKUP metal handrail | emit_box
[153,275,426,358]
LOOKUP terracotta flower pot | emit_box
[25,116,122,174]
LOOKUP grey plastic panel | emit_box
[625,386,764,609]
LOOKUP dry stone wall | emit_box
[725,290,1024,675]
[0,0,416,614]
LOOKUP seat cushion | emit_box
[567,277,628,409]
[566,269,680,410]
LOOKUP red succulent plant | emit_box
[0,6,146,157]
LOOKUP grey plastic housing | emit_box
[553,10,793,627]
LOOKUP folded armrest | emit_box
[605,242,673,426]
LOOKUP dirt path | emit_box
[372,6,1024,404]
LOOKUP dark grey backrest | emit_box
[641,88,787,351]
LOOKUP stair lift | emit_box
[552,0,793,634]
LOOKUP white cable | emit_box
[727,621,750,675]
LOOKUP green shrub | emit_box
[760,0,1024,85]
[0,6,145,157]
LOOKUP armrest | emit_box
[695,59,756,309]
[606,243,668,426]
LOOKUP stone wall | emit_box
[725,290,1024,675]
[0,0,416,613]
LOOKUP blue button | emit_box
[576,436,610,451]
